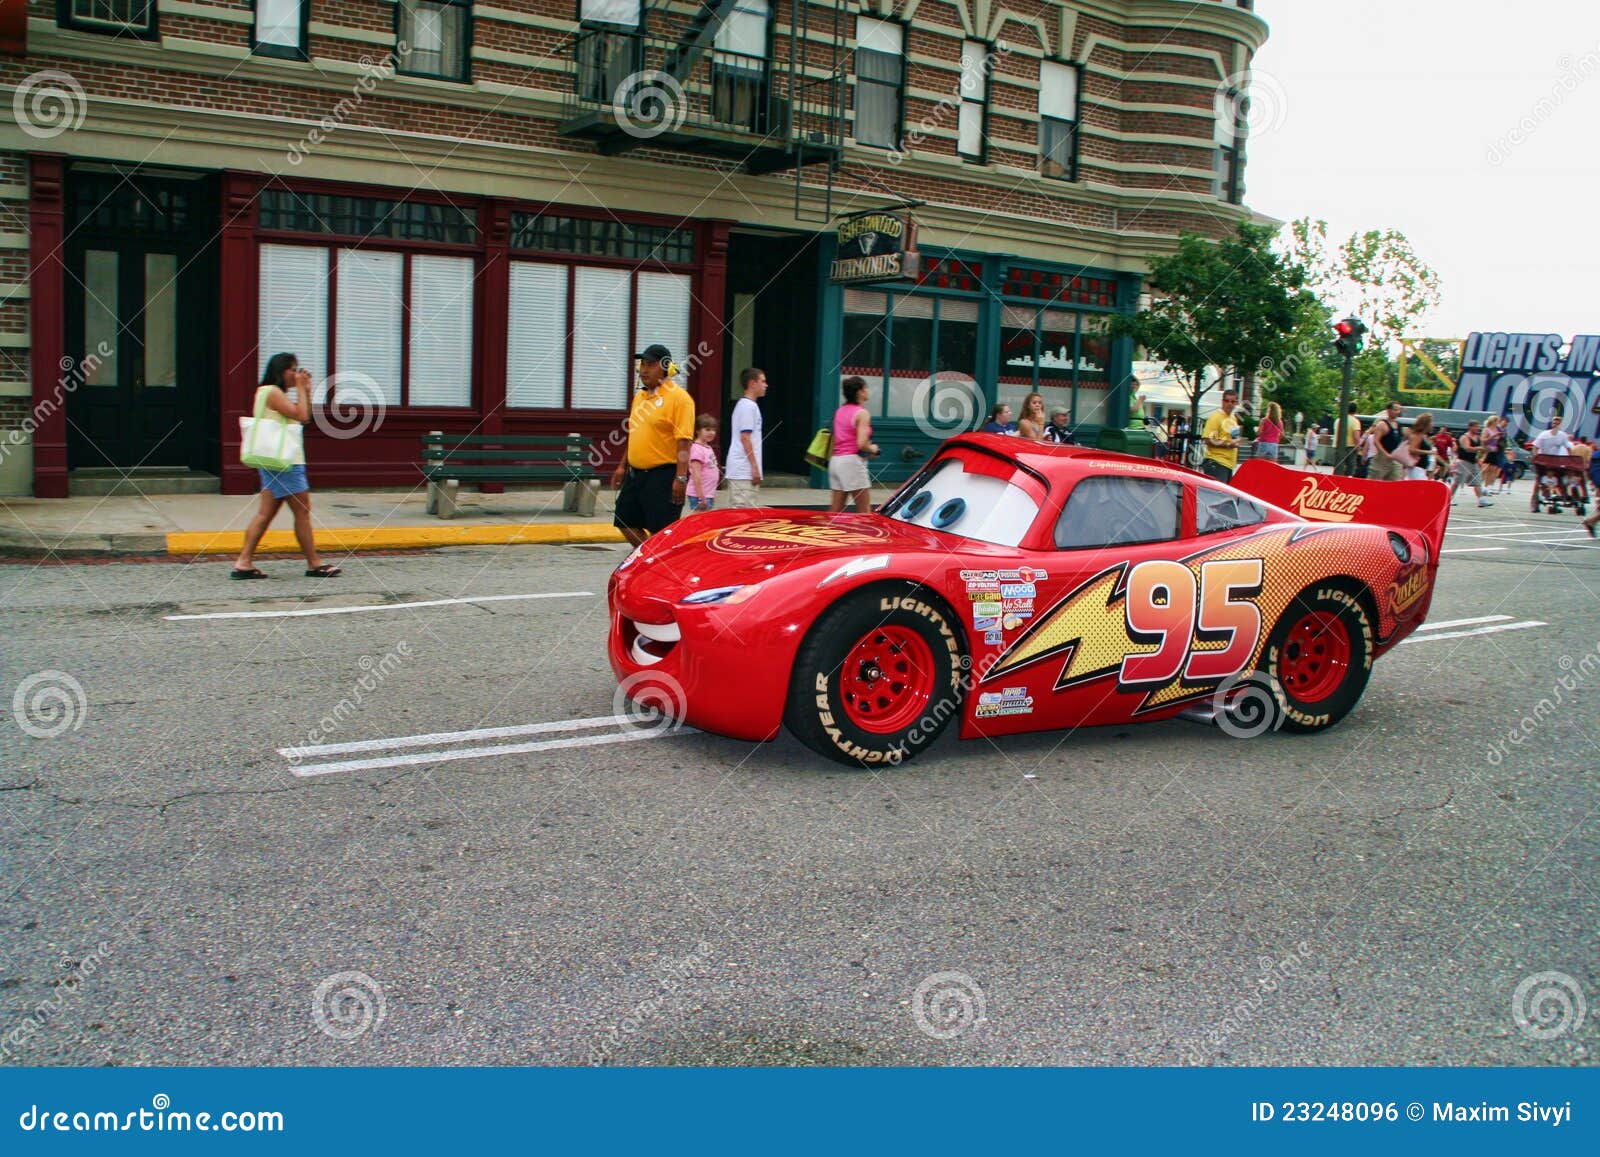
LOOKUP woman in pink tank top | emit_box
[829,376,877,513]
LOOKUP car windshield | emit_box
[886,456,1041,547]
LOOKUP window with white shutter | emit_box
[571,267,632,409]
[507,262,569,408]
[1040,60,1079,180]
[635,271,691,383]
[408,254,474,407]
[258,244,328,400]
[253,0,305,56]
[335,249,403,407]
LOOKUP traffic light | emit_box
[1333,316,1367,358]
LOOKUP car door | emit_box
[967,474,1192,738]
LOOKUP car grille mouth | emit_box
[626,617,680,666]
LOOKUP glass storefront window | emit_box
[998,304,1040,413]
[841,289,887,414]
[886,294,933,418]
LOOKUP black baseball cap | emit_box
[636,344,671,365]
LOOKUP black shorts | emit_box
[1200,458,1233,483]
[614,464,681,534]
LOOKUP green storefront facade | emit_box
[809,234,1140,486]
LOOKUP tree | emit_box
[1115,223,1308,433]
[1284,218,1442,347]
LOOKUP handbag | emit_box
[239,385,305,471]
[803,427,833,469]
[1391,437,1416,468]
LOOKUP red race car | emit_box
[608,434,1449,767]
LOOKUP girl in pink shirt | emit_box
[686,413,720,512]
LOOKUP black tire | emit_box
[784,584,967,768]
[1262,586,1375,733]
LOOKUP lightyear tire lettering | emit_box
[784,584,966,768]
[1264,585,1375,733]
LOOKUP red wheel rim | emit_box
[1278,612,1351,704]
[838,626,937,734]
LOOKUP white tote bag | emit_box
[239,385,305,471]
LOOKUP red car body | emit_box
[608,435,1450,766]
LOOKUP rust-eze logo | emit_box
[1388,563,1429,619]
[709,518,895,554]
[1291,477,1366,522]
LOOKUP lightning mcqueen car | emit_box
[608,435,1449,767]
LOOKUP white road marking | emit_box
[1416,615,1512,631]
[167,591,593,621]
[288,726,691,777]
[1440,547,1507,554]
[280,713,635,759]
[1446,521,1530,530]
[1400,620,1547,645]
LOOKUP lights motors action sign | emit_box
[1448,331,1600,440]
[829,212,919,285]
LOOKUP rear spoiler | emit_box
[1230,459,1450,561]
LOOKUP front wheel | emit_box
[1262,587,1375,733]
[784,585,967,768]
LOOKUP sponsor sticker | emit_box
[1000,583,1037,599]
[1002,613,1026,631]
[960,569,998,582]
[974,615,1001,632]
[998,568,1047,582]
[972,600,1002,618]
[975,686,1035,718]
[1001,597,1034,612]
[984,629,1005,645]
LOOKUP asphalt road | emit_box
[1,492,1596,1067]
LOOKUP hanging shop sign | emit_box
[830,212,919,285]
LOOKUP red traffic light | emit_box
[1334,320,1355,336]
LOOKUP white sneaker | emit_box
[1478,498,1494,507]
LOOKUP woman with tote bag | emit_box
[231,352,341,579]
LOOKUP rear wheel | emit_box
[784,585,966,768]
[1263,587,1375,733]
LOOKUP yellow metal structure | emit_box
[1397,337,1465,394]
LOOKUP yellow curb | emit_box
[166,523,626,556]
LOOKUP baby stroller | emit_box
[1530,454,1590,515]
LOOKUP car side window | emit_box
[1195,487,1266,535]
[1054,476,1182,550]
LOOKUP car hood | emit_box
[612,509,972,603]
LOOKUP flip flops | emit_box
[229,567,267,580]
[305,564,342,578]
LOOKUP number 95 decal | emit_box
[1121,558,1264,686]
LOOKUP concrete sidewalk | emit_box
[0,482,900,557]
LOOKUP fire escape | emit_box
[558,0,845,218]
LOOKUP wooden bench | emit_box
[420,432,602,519]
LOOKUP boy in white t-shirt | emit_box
[724,367,768,507]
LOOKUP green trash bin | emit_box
[1098,425,1159,458]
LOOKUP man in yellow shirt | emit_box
[1200,389,1243,482]
[611,344,695,546]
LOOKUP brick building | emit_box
[0,0,1267,497]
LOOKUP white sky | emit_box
[1247,0,1600,339]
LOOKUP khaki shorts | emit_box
[1368,454,1404,482]
[828,453,871,493]
[1454,459,1483,488]
[727,479,760,508]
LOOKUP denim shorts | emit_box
[686,496,715,512]
[258,464,309,499]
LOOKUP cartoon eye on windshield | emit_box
[888,458,1039,547]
